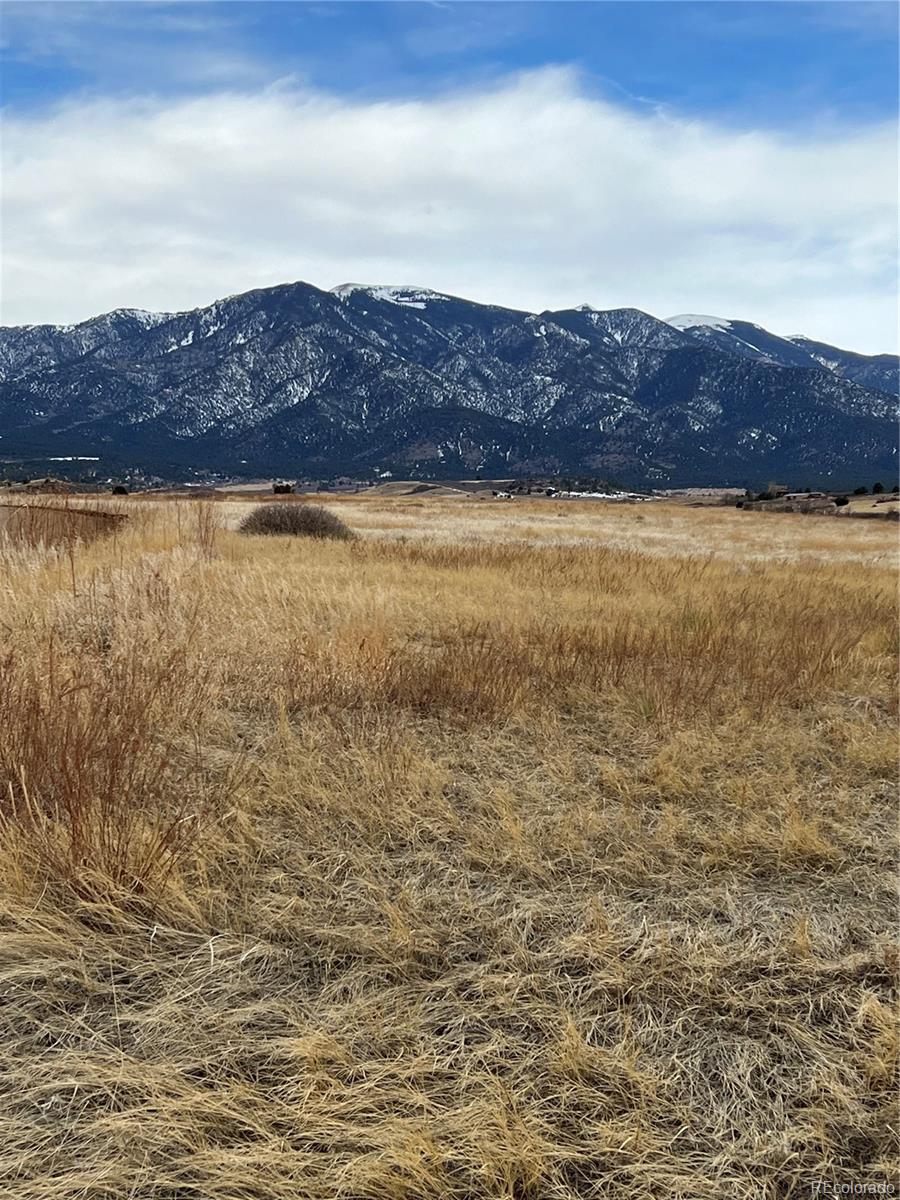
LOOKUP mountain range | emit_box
[0,281,896,485]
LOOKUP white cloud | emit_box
[2,68,897,352]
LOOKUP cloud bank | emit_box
[3,68,897,352]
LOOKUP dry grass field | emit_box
[0,494,896,1199]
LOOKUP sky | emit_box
[1,1,897,353]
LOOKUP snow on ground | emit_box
[558,491,649,501]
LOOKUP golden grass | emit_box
[0,495,896,1198]
[0,496,127,551]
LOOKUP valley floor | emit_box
[0,497,896,1199]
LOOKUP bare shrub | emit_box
[238,501,354,540]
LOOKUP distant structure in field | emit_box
[656,487,746,499]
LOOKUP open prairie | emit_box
[0,495,896,1199]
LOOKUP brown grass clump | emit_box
[0,498,126,549]
[0,632,226,902]
[0,496,895,1199]
[238,500,354,540]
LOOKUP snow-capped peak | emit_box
[667,314,733,332]
[45,307,171,334]
[116,307,168,322]
[85,307,172,331]
[331,283,372,299]
[331,284,447,309]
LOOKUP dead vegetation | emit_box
[0,497,126,549]
[0,496,895,1199]
[239,500,355,540]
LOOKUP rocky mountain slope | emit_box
[0,281,895,484]
[667,314,899,395]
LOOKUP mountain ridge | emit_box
[0,280,895,486]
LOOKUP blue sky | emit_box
[3,2,897,123]
[2,2,897,351]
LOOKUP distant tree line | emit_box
[752,482,897,502]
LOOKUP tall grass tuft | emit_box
[194,499,222,560]
[0,633,224,902]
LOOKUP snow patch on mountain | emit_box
[667,314,733,332]
[111,308,171,326]
[86,308,173,331]
[331,284,448,309]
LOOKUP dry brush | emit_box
[0,496,895,1199]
